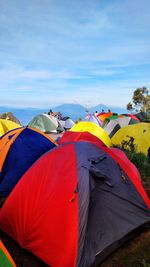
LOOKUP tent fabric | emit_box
[0,126,56,198]
[28,113,58,133]
[59,131,105,147]
[103,114,125,126]
[64,118,75,129]
[0,127,25,172]
[103,120,121,138]
[0,240,16,267]
[134,112,147,121]
[70,121,111,147]
[0,141,149,267]
[103,117,139,138]
[59,118,75,131]
[0,112,21,125]
[97,112,113,122]
[0,144,79,267]
[59,119,65,129]
[111,123,150,155]
[0,119,21,137]
[83,114,102,126]
[58,131,150,209]
[121,114,140,121]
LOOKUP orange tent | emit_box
[0,240,16,267]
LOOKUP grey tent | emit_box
[28,113,58,133]
[104,117,138,138]
[59,118,75,130]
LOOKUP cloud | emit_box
[0,0,150,109]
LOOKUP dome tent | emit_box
[111,123,150,155]
[0,140,149,267]
[0,112,21,125]
[58,131,146,206]
[70,121,111,147]
[28,113,58,133]
[0,126,56,198]
[103,117,139,138]
[0,119,21,136]
[82,114,102,126]
[59,118,75,130]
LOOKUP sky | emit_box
[0,0,150,109]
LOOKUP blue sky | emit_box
[0,0,150,109]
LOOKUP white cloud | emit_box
[0,0,150,109]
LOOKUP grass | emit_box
[114,136,150,197]
[125,150,150,197]
[100,230,150,267]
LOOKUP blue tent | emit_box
[0,127,56,198]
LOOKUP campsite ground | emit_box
[100,228,150,267]
[100,174,150,267]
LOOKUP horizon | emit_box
[0,0,150,108]
[0,102,128,125]
[0,102,126,110]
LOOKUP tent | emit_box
[28,113,58,133]
[111,123,150,155]
[58,131,145,199]
[103,117,139,138]
[0,112,21,125]
[97,112,113,121]
[0,126,56,198]
[103,114,125,126]
[134,112,147,121]
[82,114,102,126]
[0,139,149,267]
[0,231,47,267]
[0,240,16,267]
[59,118,75,130]
[70,121,111,147]
[0,119,21,137]
[121,114,140,122]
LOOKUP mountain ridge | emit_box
[0,104,127,125]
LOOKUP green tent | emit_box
[28,114,58,133]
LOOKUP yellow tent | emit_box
[0,119,21,137]
[70,121,112,147]
[111,123,150,155]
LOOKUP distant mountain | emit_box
[89,104,109,113]
[0,103,127,125]
[52,104,87,120]
[53,103,127,118]
[89,104,127,114]
[0,104,85,125]
[0,106,45,125]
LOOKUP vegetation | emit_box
[143,112,150,122]
[0,112,21,125]
[100,140,150,267]
[127,87,150,113]
[1,89,150,266]
[101,230,150,267]
[125,150,150,197]
[100,87,150,267]
[114,136,150,196]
